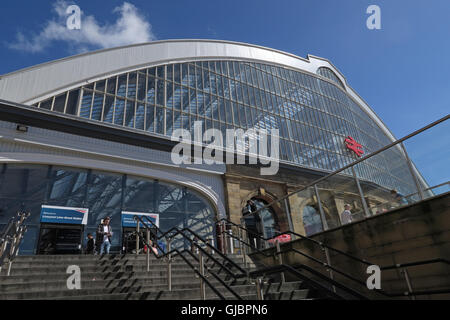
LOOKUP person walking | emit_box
[96,216,113,254]
[390,189,408,208]
[340,204,353,225]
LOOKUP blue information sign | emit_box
[40,205,89,225]
[121,211,159,228]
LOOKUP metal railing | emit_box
[217,217,450,299]
[132,215,247,300]
[0,211,29,276]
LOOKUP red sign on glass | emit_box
[267,234,291,244]
[345,136,364,157]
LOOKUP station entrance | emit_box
[37,223,83,254]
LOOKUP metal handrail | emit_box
[140,215,248,277]
[249,263,368,300]
[132,229,233,300]
[133,215,245,300]
[0,211,29,276]
[218,218,450,299]
[403,181,450,200]
[219,218,373,265]
[0,216,16,242]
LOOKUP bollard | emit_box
[167,238,172,291]
[402,268,416,300]
[228,230,234,254]
[136,223,140,255]
[322,246,336,293]
[146,229,150,272]
[276,240,285,283]
[210,238,215,255]
[255,277,264,300]
[199,251,206,300]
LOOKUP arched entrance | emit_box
[242,198,279,249]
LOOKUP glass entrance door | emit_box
[37,224,83,254]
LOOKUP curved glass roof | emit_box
[31,59,419,196]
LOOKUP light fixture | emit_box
[16,124,28,132]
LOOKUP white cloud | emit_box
[8,1,156,53]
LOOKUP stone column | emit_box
[224,177,242,225]
[287,187,307,236]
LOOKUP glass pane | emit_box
[147,76,156,104]
[135,103,145,130]
[166,65,173,82]
[103,96,114,123]
[146,104,155,132]
[53,93,66,113]
[166,109,173,136]
[39,98,53,110]
[174,64,181,84]
[113,98,125,125]
[66,90,80,115]
[95,80,106,92]
[117,75,127,97]
[173,84,181,111]
[156,79,164,106]
[91,93,104,121]
[125,101,135,128]
[137,73,146,101]
[155,107,165,134]
[106,77,116,95]
[127,72,137,99]
[79,90,93,119]
[47,167,88,207]
[287,187,324,236]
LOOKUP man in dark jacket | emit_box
[85,233,95,254]
[96,216,113,254]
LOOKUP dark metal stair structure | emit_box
[217,218,450,300]
[129,215,352,300]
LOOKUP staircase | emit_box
[0,253,322,300]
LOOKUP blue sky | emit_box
[0,0,449,186]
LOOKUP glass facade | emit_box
[0,164,216,254]
[302,205,323,236]
[33,60,418,196]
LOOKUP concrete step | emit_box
[58,292,260,300]
[5,260,246,273]
[14,253,248,265]
[3,261,242,275]
[7,257,244,274]
[1,254,309,300]
[0,274,250,293]
[265,289,311,300]
[0,265,245,283]
[0,281,242,300]
[38,282,305,300]
[15,253,242,261]
[0,275,303,300]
